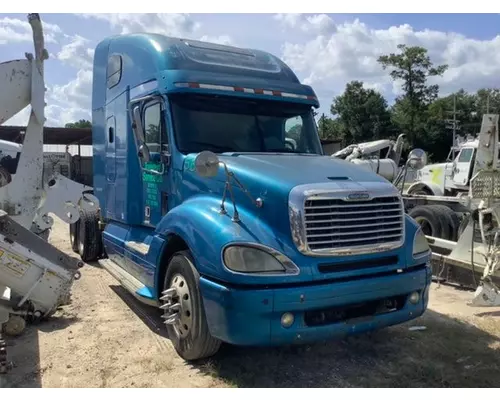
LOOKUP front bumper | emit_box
[199,264,431,346]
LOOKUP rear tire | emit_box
[409,205,449,239]
[408,186,433,196]
[78,209,101,263]
[427,205,460,241]
[162,250,221,361]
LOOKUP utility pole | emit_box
[445,94,460,159]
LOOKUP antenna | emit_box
[445,94,460,158]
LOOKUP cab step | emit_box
[98,258,158,307]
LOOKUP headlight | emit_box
[223,244,299,275]
[413,228,430,258]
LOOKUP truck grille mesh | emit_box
[303,196,404,253]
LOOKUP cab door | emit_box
[452,147,475,187]
[138,98,171,227]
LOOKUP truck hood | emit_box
[217,153,390,189]
[182,153,396,240]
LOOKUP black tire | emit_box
[162,250,221,361]
[427,205,460,241]
[408,186,433,196]
[409,205,449,239]
[78,208,102,263]
[69,220,79,253]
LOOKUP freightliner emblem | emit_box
[346,192,370,201]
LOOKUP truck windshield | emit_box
[170,94,323,155]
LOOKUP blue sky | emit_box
[1,13,500,126]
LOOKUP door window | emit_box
[143,102,163,153]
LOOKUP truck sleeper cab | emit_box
[74,33,432,361]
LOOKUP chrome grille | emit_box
[303,195,404,253]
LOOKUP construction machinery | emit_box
[0,13,96,374]
[402,115,500,306]
[332,134,408,186]
[333,116,500,307]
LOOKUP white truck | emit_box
[406,135,483,197]
[333,117,500,307]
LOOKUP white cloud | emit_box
[56,35,94,70]
[0,16,62,45]
[80,13,201,37]
[278,16,500,110]
[274,13,336,36]
[49,69,92,115]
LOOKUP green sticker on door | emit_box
[143,161,163,183]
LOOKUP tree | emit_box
[423,89,478,161]
[317,114,342,140]
[330,80,394,145]
[378,44,448,145]
[65,119,91,129]
[475,88,500,116]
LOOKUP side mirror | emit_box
[407,148,427,170]
[194,151,220,178]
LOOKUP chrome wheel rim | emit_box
[162,273,193,339]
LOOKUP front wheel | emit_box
[161,250,221,361]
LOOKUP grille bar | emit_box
[305,207,402,217]
[307,226,402,238]
[305,201,401,210]
[303,195,404,253]
[305,215,401,225]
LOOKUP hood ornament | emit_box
[194,151,263,222]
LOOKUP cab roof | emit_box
[92,33,317,110]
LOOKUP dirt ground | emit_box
[2,216,500,388]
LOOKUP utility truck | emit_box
[332,117,500,307]
[68,32,432,361]
[406,135,485,197]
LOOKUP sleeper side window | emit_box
[107,54,122,89]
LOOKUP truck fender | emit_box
[406,181,443,196]
[152,194,288,297]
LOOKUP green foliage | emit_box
[65,119,91,129]
[377,44,448,145]
[329,81,394,145]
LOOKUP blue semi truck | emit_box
[69,33,432,361]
